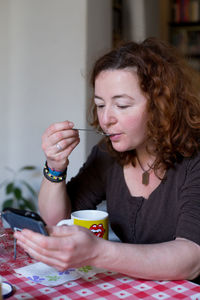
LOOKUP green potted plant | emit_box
[0,165,38,211]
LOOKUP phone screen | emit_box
[1,208,48,236]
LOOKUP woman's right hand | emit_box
[42,120,80,172]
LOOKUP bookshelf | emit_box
[168,0,200,71]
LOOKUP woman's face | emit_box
[94,69,148,153]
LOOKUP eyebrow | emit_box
[94,94,134,100]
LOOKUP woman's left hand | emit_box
[14,225,104,271]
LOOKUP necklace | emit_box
[137,156,153,185]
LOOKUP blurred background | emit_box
[0,0,199,210]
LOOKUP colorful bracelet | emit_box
[48,165,64,176]
[43,162,67,183]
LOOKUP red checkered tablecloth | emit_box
[1,226,200,299]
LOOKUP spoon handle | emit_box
[73,128,108,136]
[73,128,94,132]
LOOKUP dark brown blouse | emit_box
[67,142,200,283]
[68,143,200,245]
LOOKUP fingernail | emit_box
[13,232,18,238]
[14,230,22,238]
[69,122,74,127]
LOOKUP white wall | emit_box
[86,0,112,153]
[0,1,10,168]
[0,0,112,208]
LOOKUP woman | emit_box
[14,37,200,282]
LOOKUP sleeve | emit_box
[176,153,200,245]
[67,142,113,211]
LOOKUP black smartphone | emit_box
[1,207,48,236]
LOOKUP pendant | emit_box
[142,171,149,185]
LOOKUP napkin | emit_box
[14,262,105,286]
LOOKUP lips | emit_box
[109,133,122,141]
[106,131,119,135]
[89,223,105,238]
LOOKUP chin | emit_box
[112,144,133,153]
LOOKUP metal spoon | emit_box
[73,128,110,136]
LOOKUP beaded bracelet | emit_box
[43,162,67,183]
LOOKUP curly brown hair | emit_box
[88,37,200,172]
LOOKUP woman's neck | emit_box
[135,147,155,170]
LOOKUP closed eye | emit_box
[117,105,130,109]
[96,104,105,108]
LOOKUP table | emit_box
[1,225,200,299]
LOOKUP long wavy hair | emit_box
[88,37,200,172]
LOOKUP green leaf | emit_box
[14,187,22,199]
[6,182,14,194]
[2,199,14,209]
[21,198,36,211]
[20,180,37,197]
[18,203,27,210]
[19,166,36,171]
[26,201,36,211]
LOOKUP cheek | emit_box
[97,111,103,124]
[126,112,148,134]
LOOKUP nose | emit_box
[101,106,117,127]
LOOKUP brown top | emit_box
[67,142,200,247]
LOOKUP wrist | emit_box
[92,238,112,269]
[46,159,69,174]
[43,161,67,183]
[47,164,66,176]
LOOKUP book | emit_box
[189,0,199,22]
[172,0,181,22]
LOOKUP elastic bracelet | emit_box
[45,161,67,176]
[43,162,67,183]
[47,165,64,176]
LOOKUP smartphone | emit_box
[1,207,48,236]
